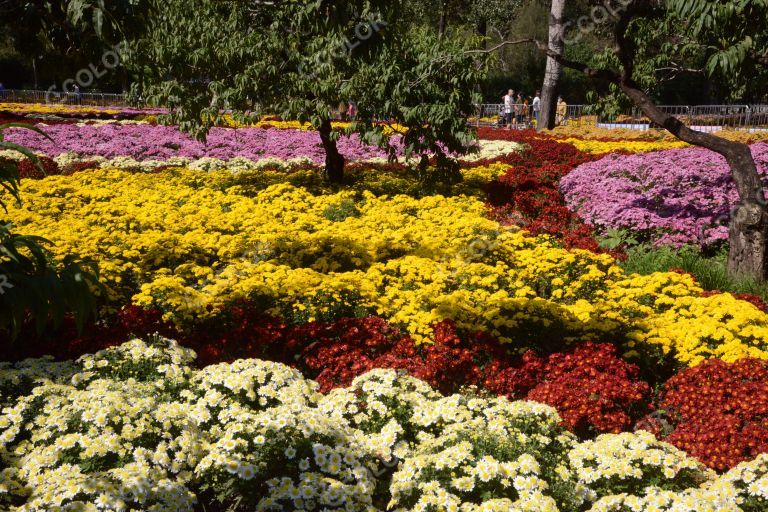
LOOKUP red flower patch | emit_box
[643,358,768,470]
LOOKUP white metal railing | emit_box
[1,91,767,132]
[472,103,768,132]
[0,89,128,108]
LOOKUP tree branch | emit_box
[464,38,544,55]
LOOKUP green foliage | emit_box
[62,0,149,48]
[569,0,768,108]
[322,198,362,222]
[123,0,486,174]
[0,1,145,90]
[667,0,768,79]
[598,228,641,251]
[0,222,103,339]
[620,244,768,301]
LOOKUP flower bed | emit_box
[549,125,768,144]
[477,128,607,252]
[2,337,768,511]
[560,143,768,246]
[1,122,523,166]
[3,122,395,162]
[6,308,651,438]
[559,138,688,154]
[639,358,768,471]
[7,167,768,368]
[7,121,768,509]
[0,101,164,118]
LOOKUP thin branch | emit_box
[654,66,704,74]
[464,38,544,55]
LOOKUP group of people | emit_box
[336,100,357,120]
[502,89,540,128]
[501,89,568,129]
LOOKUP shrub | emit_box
[525,343,651,436]
[642,358,768,470]
[568,431,712,500]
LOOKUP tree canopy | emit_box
[119,0,487,182]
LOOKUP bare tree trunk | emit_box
[319,118,345,184]
[618,85,768,280]
[538,0,566,131]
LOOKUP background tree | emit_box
[502,0,768,279]
[117,0,485,183]
[0,0,146,90]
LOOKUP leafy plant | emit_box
[598,228,641,251]
[620,244,768,301]
[0,123,52,211]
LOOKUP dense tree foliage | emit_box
[0,0,144,89]
[526,0,768,280]
[121,0,486,182]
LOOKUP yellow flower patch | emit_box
[558,138,689,154]
[6,168,768,367]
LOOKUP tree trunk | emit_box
[438,0,449,37]
[521,1,768,280]
[318,118,345,184]
[618,84,768,280]
[477,18,487,46]
[538,0,566,131]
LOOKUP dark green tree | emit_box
[0,0,147,90]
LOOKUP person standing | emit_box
[346,100,357,120]
[503,89,515,129]
[556,96,568,125]
[514,93,524,126]
[532,90,541,126]
[0,82,5,100]
[522,97,530,127]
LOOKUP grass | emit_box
[619,244,768,302]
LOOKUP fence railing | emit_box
[472,103,768,132]
[0,89,128,108]
[1,90,768,132]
